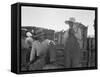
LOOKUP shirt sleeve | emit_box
[74,28,82,40]
[30,42,36,62]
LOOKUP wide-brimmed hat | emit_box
[65,17,76,23]
[65,17,76,27]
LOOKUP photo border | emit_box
[17,2,98,74]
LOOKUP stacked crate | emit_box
[87,37,95,67]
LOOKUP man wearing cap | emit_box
[25,31,34,48]
[21,31,35,70]
[63,17,82,68]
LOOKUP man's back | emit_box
[30,39,50,62]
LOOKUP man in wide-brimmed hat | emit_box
[63,17,82,68]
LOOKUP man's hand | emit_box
[74,28,82,40]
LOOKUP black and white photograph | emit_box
[21,5,96,71]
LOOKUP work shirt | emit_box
[25,36,34,48]
[63,28,82,48]
[30,39,51,62]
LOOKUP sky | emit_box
[21,6,95,37]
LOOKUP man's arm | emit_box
[30,42,36,63]
[62,30,69,46]
[74,28,82,40]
